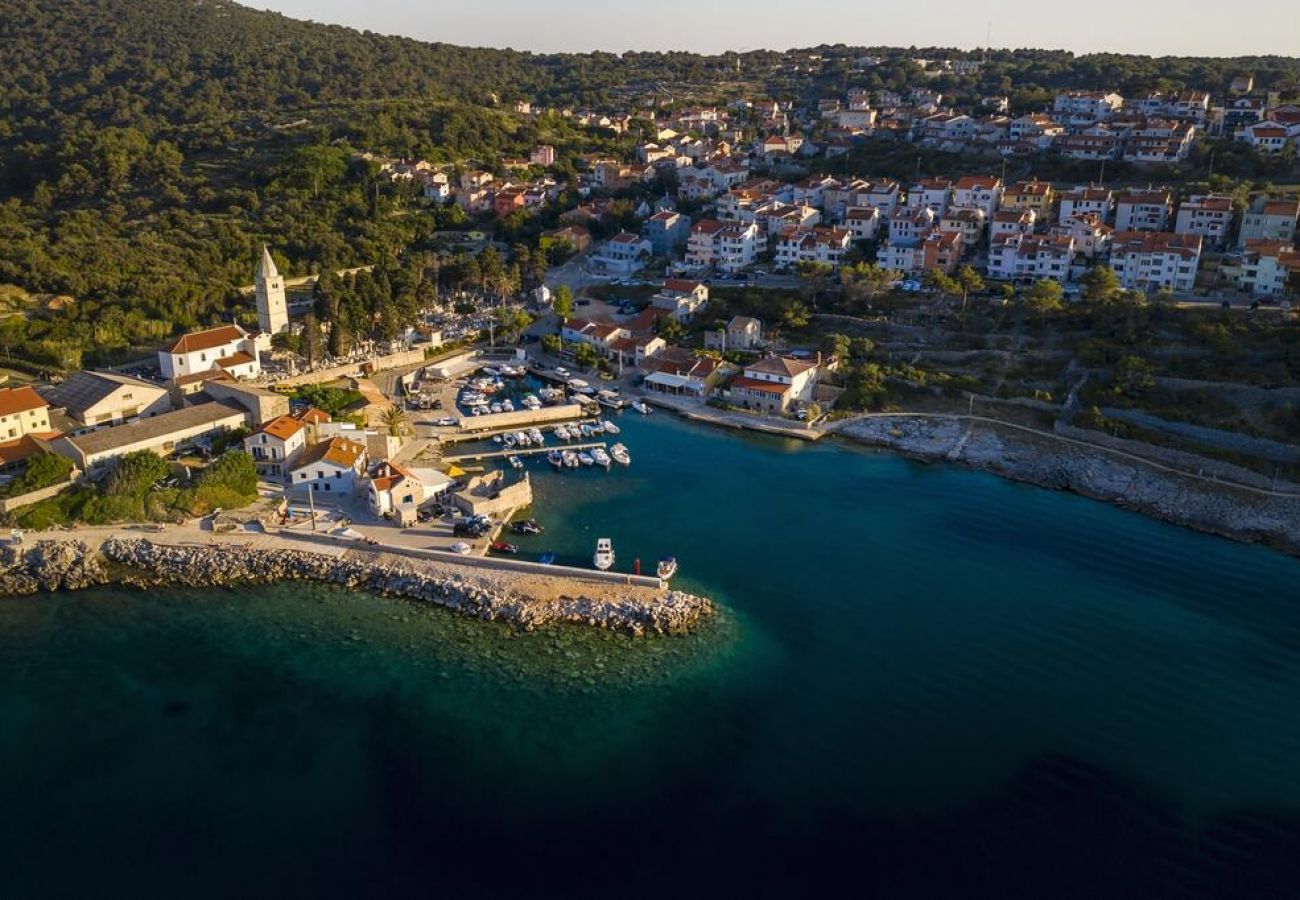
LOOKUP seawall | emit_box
[0,538,713,637]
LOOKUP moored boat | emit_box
[547,450,564,468]
[562,450,579,468]
[601,420,620,435]
[656,556,678,580]
[590,448,611,469]
[593,538,614,571]
[507,455,523,470]
[610,443,630,465]
[577,452,594,466]
[632,400,652,415]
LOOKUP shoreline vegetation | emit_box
[0,536,713,637]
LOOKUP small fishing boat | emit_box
[593,538,614,571]
[580,423,595,438]
[538,551,557,565]
[554,425,571,441]
[516,432,531,447]
[656,556,678,580]
[610,443,630,466]
[567,378,594,395]
[510,519,544,535]
[502,433,517,449]
[632,400,652,415]
[577,452,594,467]
[507,455,523,470]
[562,451,579,468]
[489,541,518,554]
[596,390,624,409]
[492,434,503,444]
[590,421,606,435]
[527,427,544,445]
[590,448,611,469]
[547,450,564,468]
[489,402,502,414]
[601,420,620,435]
[501,399,515,412]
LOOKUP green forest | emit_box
[1,0,1299,374]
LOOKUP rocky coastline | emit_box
[833,416,1300,557]
[0,538,713,636]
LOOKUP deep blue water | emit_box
[4,412,1300,898]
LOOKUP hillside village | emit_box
[4,63,1300,531]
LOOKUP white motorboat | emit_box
[631,400,652,415]
[562,451,580,468]
[489,402,502,414]
[502,433,517,448]
[501,399,515,412]
[580,423,595,438]
[492,434,503,444]
[547,450,564,468]
[516,432,531,447]
[656,556,678,580]
[577,452,594,466]
[507,455,523,470]
[527,427,544,445]
[610,443,631,466]
[593,538,615,571]
[601,420,620,435]
[590,448,611,469]
[567,378,594,395]
[554,425,571,441]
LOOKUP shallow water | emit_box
[4,412,1300,898]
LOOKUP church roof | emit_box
[258,245,279,281]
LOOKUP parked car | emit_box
[435,417,458,426]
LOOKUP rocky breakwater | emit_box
[835,416,1300,556]
[98,538,713,636]
[0,541,110,595]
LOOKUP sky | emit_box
[249,0,1300,56]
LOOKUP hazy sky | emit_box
[250,0,1299,56]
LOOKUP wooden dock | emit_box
[443,441,608,462]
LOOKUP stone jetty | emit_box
[0,538,713,637]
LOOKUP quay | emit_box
[443,442,608,463]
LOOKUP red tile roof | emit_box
[164,325,245,355]
[0,386,49,417]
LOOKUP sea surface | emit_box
[5,412,1300,898]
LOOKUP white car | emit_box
[435,417,458,427]
[554,367,570,377]
[449,542,472,555]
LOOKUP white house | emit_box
[1115,190,1173,232]
[773,226,852,270]
[1109,231,1202,292]
[288,436,368,496]
[728,356,820,414]
[1236,241,1300,296]
[0,386,53,442]
[987,233,1075,283]
[1174,195,1235,248]
[1237,197,1300,248]
[158,324,261,383]
[243,414,310,481]
[906,178,953,216]
[1058,186,1114,225]
[589,232,653,274]
[844,207,883,242]
[951,175,1003,218]
[651,280,711,321]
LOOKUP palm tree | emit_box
[382,404,409,438]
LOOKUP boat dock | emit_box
[443,442,608,463]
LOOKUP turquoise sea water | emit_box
[5,412,1300,898]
